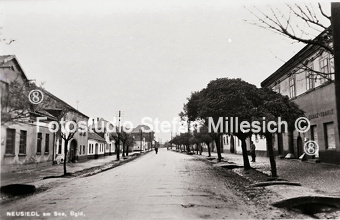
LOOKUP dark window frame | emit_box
[37,133,42,154]
[6,128,16,155]
[45,133,50,153]
[19,130,27,154]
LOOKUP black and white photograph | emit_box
[1,0,340,219]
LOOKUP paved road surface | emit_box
[1,149,260,219]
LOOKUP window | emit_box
[319,54,334,83]
[19,130,27,154]
[289,76,296,98]
[6,128,16,154]
[320,55,329,75]
[37,133,42,153]
[306,63,315,90]
[311,125,318,144]
[324,122,335,149]
[45,134,50,153]
[83,145,86,154]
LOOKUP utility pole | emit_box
[116,110,121,160]
[170,132,172,150]
[332,3,340,143]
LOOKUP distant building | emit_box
[131,125,154,151]
[90,117,116,155]
[87,132,106,159]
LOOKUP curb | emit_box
[251,181,302,187]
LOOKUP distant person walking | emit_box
[250,141,256,162]
[155,145,158,154]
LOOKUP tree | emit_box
[193,125,212,156]
[189,136,200,154]
[249,88,305,177]
[199,78,263,167]
[183,78,305,173]
[0,26,15,45]
[57,111,79,176]
[245,3,334,81]
[110,128,121,161]
[170,133,193,153]
[121,130,135,157]
[1,79,46,125]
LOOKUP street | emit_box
[0,149,289,220]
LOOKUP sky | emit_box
[0,0,333,142]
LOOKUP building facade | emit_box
[1,55,57,172]
[1,55,89,172]
[131,125,154,152]
[261,32,340,164]
[87,132,106,159]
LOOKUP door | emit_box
[70,139,77,162]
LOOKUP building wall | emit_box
[292,83,340,163]
[263,44,339,164]
[87,139,106,159]
[222,134,268,156]
[1,122,54,172]
[132,131,153,151]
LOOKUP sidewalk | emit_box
[197,151,340,197]
[0,151,142,187]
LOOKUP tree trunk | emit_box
[206,142,211,157]
[122,144,125,157]
[63,139,69,175]
[266,133,277,177]
[116,143,120,160]
[240,138,251,170]
[214,135,222,162]
[126,145,129,156]
[186,144,190,153]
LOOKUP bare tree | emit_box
[245,3,334,81]
[0,26,15,45]
[54,109,79,176]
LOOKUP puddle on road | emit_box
[292,202,340,215]
[273,196,340,218]
[0,184,36,196]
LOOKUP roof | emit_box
[30,109,58,121]
[132,124,153,133]
[261,28,332,88]
[0,55,88,119]
[88,132,106,142]
[0,55,28,81]
[42,89,89,119]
